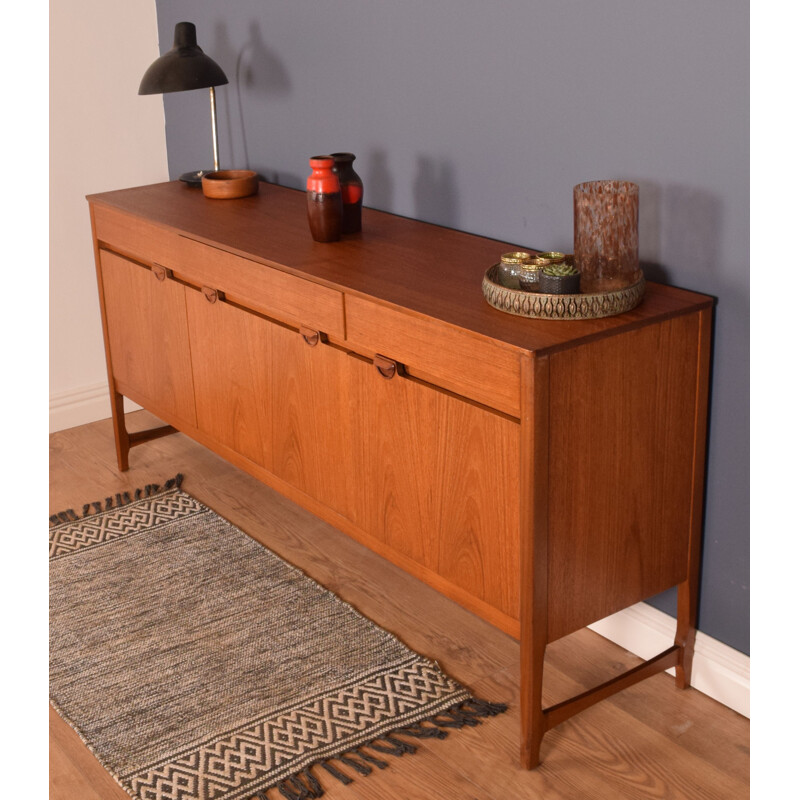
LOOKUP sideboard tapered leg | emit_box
[675,306,712,689]
[110,389,130,472]
[519,351,550,768]
[520,631,548,768]
[675,591,698,690]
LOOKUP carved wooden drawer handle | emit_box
[300,327,320,347]
[373,354,399,380]
[202,286,219,304]
[152,264,168,282]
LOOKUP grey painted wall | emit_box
[152,1,749,655]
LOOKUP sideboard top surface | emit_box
[88,181,712,355]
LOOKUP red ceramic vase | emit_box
[306,156,343,242]
[331,152,363,234]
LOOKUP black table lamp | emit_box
[139,21,228,183]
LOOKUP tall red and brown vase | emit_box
[306,156,343,242]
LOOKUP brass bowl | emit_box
[482,263,646,320]
[201,169,259,199]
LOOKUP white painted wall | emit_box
[50,1,169,432]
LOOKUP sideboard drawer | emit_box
[93,205,179,267]
[169,237,346,339]
[345,295,521,417]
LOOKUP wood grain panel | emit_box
[269,327,364,524]
[185,290,274,469]
[356,361,443,570]
[345,294,522,416]
[99,250,196,427]
[356,357,521,620]
[93,205,178,267]
[166,236,345,338]
[433,390,520,620]
[185,296,365,540]
[546,313,701,641]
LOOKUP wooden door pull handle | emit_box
[202,286,219,304]
[300,327,320,347]
[373,355,399,379]
[152,264,168,282]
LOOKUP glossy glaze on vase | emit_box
[306,156,343,242]
[573,180,640,293]
[331,152,363,234]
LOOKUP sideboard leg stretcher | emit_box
[108,388,178,473]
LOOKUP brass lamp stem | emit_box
[209,86,220,171]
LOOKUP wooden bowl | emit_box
[201,170,259,199]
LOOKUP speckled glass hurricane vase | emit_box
[573,181,641,293]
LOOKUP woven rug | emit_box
[49,475,506,800]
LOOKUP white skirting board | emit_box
[50,382,141,433]
[589,602,750,718]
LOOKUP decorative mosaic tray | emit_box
[482,264,646,321]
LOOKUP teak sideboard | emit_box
[87,180,712,767]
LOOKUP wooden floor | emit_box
[50,411,750,800]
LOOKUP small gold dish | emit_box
[499,251,533,265]
[530,251,566,267]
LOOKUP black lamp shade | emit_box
[138,22,228,95]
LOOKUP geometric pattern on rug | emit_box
[50,476,506,800]
[126,658,463,800]
[49,492,204,559]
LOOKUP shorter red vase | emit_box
[306,156,343,242]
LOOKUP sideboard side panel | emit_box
[546,312,701,641]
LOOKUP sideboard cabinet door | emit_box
[269,324,363,525]
[185,293,361,525]
[354,358,521,623]
[99,250,197,427]
[185,290,274,470]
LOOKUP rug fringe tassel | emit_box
[276,770,324,800]
[355,747,389,769]
[246,696,507,799]
[393,720,448,739]
[320,760,353,786]
[368,735,417,756]
[50,508,80,525]
[164,474,184,490]
[49,474,185,526]
[293,767,323,798]
[337,753,373,776]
